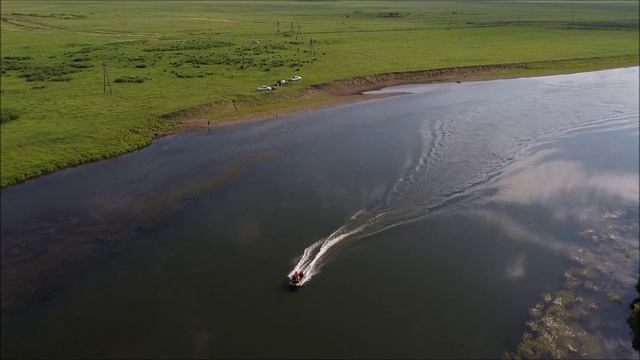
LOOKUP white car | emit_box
[276,79,287,86]
[257,85,272,92]
[290,75,302,81]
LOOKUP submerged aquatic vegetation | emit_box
[507,209,639,359]
[506,283,600,359]
[629,278,640,351]
[607,291,621,304]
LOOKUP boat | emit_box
[288,271,304,288]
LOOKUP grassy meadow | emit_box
[1,0,638,187]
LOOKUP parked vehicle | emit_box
[275,79,287,86]
[257,85,272,92]
[290,75,302,81]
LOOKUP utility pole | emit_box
[289,22,294,35]
[295,24,303,41]
[308,38,315,57]
[277,20,280,34]
[103,61,112,95]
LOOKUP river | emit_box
[1,67,638,358]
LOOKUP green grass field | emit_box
[1,0,638,187]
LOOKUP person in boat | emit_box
[291,271,304,284]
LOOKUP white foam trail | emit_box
[288,211,368,284]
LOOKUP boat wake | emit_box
[288,214,367,285]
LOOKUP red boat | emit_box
[289,271,304,287]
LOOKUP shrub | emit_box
[50,75,73,82]
[1,108,20,123]
[21,64,78,82]
[144,39,233,52]
[174,72,193,79]
[1,56,31,73]
[74,46,103,54]
[3,56,31,61]
[114,76,145,83]
[24,71,46,82]
[69,62,92,68]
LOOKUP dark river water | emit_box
[1,67,638,358]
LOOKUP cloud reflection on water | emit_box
[473,134,639,282]
[487,148,639,214]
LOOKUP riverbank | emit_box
[164,55,639,130]
[2,55,638,188]
[3,0,639,188]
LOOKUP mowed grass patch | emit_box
[1,0,638,187]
